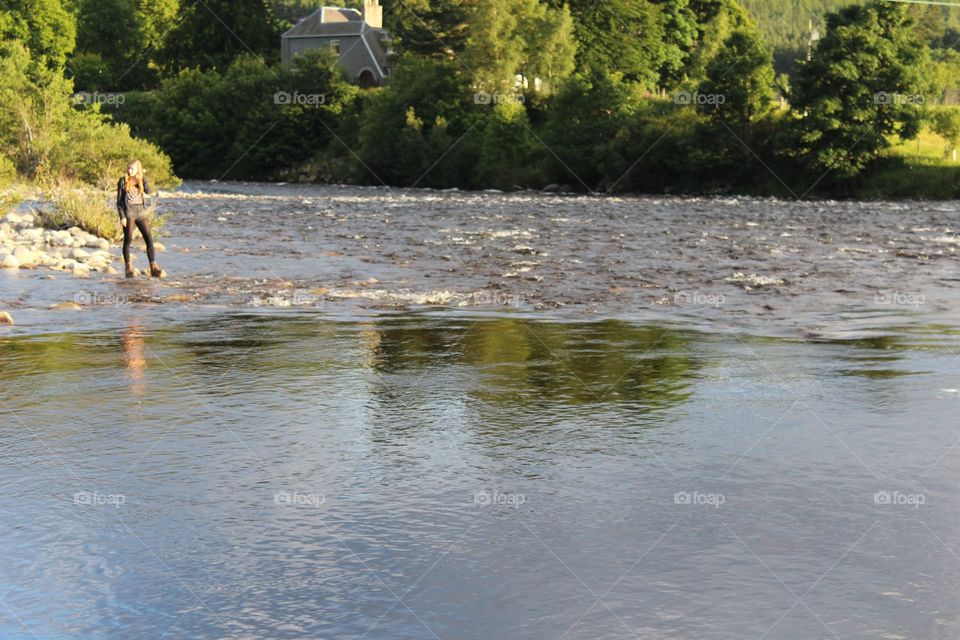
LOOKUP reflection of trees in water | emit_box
[368,318,700,410]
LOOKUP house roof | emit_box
[282,7,362,38]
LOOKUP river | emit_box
[2,183,959,638]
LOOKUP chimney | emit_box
[363,0,382,29]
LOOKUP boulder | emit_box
[72,263,91,277]
[2,254,20,269]
[21,228,43,243]
[0,311,13,325]
[12,247,36,267]
[70,248,90,261]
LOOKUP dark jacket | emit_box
[116,177,152,219]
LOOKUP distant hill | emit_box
[739,0,845,52]
[739,0,960,72]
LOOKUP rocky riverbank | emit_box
[0,211,116,277]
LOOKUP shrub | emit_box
[38,186,123,241]
[0,40,180,189]
[0,153,15,189]
[36,183,168,242]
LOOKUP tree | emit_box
[69,0,179,90]
[0,40,176,186]
[553,0,665,88]
[516,0,576,92]
[541,67,643,190]
[786,1,930,182]
[654,0,701,90]
[931,108,960,161]
[698,29,774,139]
[462,0,575,95]
[158,0,283,73]
[0,0,76,68]
[381,0,471,58]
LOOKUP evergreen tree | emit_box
[786,1,930,181]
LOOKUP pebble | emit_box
[0,311,13,325]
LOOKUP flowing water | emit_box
[3,183,960,639]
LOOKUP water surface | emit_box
[3,185,960,638]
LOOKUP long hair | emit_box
[124,160,144,194]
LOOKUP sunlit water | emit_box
[3,184,960,638]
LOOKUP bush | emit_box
[38,186,123,241]
[0,40,180,189]
[38,181,171,242]
[116,50,359,180]
[0,153,15,189]
[51,112,178,190]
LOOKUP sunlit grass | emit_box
[889,116,960,164]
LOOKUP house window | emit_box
[331,40,341,54]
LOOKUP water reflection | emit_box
[121,318,148,395]
[3,313,960,639]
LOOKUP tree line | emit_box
[0,0,955,197]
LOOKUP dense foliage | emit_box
[2,0,956,196]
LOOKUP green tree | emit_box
[786,1,929,182]
[381,0,471,58]
[0,40,176,186]
[698,29,774,139]
[654,0,701,90]
[463,0,575,95]
[541,67,642,190]
[516,0,576,93]
[476,100,540,189]
[354,55,475,186]
[555,0,664,87]
[158,0,283,73]
[138,50,357,179]
[931,108,960,160]
[0,0,76,68]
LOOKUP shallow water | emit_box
[3,185,960,638]
[5,182,960,337]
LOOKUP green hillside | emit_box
[739,0,960,71]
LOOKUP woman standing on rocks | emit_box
[117,159,163,278]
